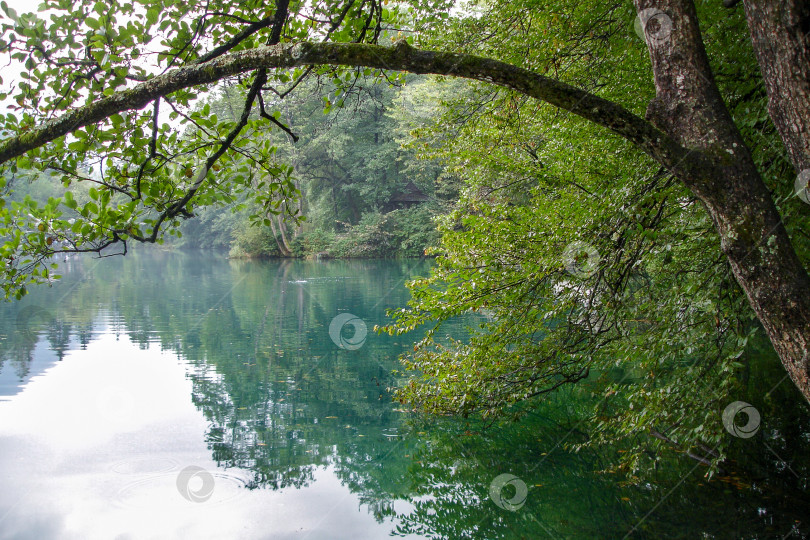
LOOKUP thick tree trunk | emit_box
[636,0,810,399]
[275,214,294,255]
[268,215,292,257]
[742,0,810,173]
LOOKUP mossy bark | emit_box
[636,0,810,400]
[743,0,810,173]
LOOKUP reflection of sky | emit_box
[0,330,419,540]
[0,339,62,399]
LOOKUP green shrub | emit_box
[327,205,440,258]
[229,223,279,258]
[291,229,336,257]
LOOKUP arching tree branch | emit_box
[0,41,699,180]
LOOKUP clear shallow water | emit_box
[0,250,808,539]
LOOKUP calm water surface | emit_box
[0,251,807,539]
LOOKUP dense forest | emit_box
[1,0,809,536]
[169,72,457,259]
[3,72,452,259]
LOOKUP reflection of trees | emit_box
[1,284,85,378]
[174,256,426,493]
[2,251,430,499]
[3,251,809,539]
[390,368,810,540]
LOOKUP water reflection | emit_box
[0,250,808,539]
